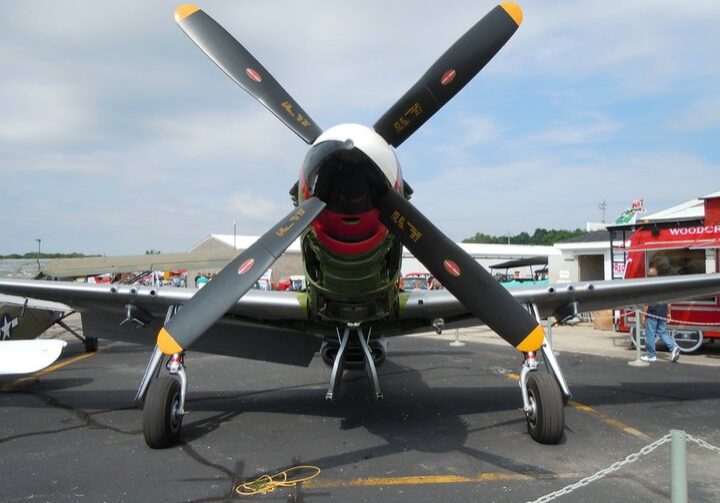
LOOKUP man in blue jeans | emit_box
[641,267,680,363]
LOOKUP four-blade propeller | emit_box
[175,5,322,144]
[158,197,325,355]
[374,3,523,147]
[159,2,544,356]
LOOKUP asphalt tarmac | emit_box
[2,323,720,502]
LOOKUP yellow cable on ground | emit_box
[235,465,321,496]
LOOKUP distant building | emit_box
[188,234,561,282]
[550,230,612,284]
[188,234,301,283]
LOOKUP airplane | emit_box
[2,2,720,450]
[0,296,68,374]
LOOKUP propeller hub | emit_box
[301,124,402,214]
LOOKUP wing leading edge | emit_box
[0,279,319,366]
[399,273,720,327]
[2,273,720,359]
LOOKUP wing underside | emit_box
[1,273,719,363]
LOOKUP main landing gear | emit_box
[135,306,188,449]
[518,330,572,444]
[135,345,188,448]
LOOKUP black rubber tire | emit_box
[143,377,182,449]
[526,372,564,444]
[83,337,98,353]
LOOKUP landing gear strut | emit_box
[55,315,98,353]
[140,351,187,448]
[517,305,571,444]
[326,323,383,400]
[135,306,188,448]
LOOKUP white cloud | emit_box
[228,192,283,220]
[0,82,98,145]
[528,115,621,145]
[1,0,719,254]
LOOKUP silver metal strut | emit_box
[527,302,572,402]
[134,345,164,405]
[134,305,178,405]
[325,325,351,400]
[168,353,188,416]
[519,353,538,413]
[357,326,383,400]
[325,322,383,401]
[541,338,572,401]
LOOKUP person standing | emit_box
[196,274,210,289]
[641,267,680,363]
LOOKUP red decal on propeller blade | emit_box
[443,259,461,277]
[238,258,255,275]
[245,68,262,83]
[441,69,456,86]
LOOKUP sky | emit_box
[1,0,719,255]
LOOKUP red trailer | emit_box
[610,192,720,352]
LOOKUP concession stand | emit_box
[608,192,720,352]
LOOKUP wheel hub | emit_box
[526,393,537,427]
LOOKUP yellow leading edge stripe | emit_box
[516,324,544,352]
[158,327,183,355]
[500,2,523,26]
[175,4,200,23]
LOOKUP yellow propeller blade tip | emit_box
[175,4,200,23]
[516,324,544,352]
[500,2,523,26]
[158,327,184,355]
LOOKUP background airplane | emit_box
[2,3,720,450]
[0,296,68,374]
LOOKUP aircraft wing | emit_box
[0,279,320,366]
[2,273,719,363]
[399,273,720,328]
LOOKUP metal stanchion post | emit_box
[628,308,649,367]
[449,328,465,347]
[546,316,553,346]
[671,430,688,503]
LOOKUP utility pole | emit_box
[598,200,607,223]
[233,222,237,250]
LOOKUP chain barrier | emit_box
[526,432,720,503]
[525,434,671,503]
[686,434,720,455]
[617,309,720,327]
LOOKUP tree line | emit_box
[0,252,99,259]
[463,228,586,246]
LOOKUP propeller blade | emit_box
[174,4,322,144]
[157,197,326,355]
[373,2,522,147]
[378,188,543,352]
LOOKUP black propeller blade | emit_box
[174,4,322,144]
[378,188,544,352]
[374,3,522,147]
[157,197,325,355]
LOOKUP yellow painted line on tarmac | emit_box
[1,351,97,391]
[567,401,650,441]
[305,472,577,489]
[504,373,650,441]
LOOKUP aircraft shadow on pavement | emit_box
[181,359,557,478]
